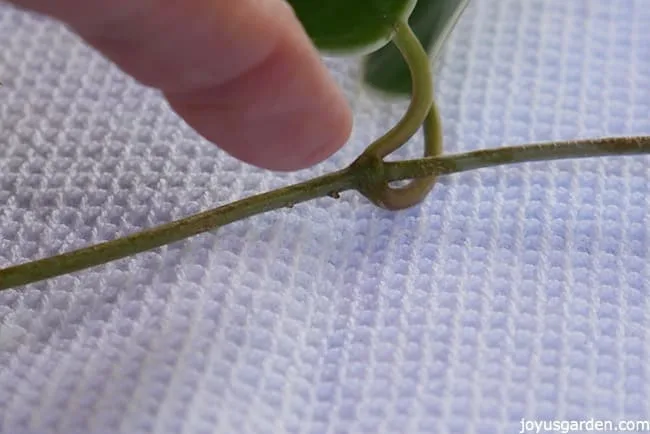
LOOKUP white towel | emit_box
[0,1,649,432]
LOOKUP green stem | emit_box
[383,136,650,182]
[2,135,648,290]
[356,18,440,209]
[0,169,356,290]
[370,97,443,210]
[363,19,433,158]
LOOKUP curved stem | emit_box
[0,169,356,290]
[383,136,650,182]
[372,97,443,210]
[356,18,440,209]
[363,19,433,158]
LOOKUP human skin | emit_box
[5,0,354,171]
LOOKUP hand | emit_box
[7,0,353,171]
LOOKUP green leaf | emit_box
[286,0,417,55]
[361,0,469,95]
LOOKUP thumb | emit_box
[10,0,353,171]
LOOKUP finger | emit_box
[11,0,353,171]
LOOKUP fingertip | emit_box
[169,84,353,172]
[296,89,354,170]
[167,29,354,171]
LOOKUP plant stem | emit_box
[0,169,356,290]
[383,135,650,182]
[357,18,443,209]
[370,96,443,210]
[363,19,433,158]
[1,136,648,290]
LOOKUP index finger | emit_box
[10,0,353,171]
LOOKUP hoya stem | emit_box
[0,169,356,290]
[383,136,650,182]
[363,18,433,158]
[2,136,648,290]
[358,18,441,209]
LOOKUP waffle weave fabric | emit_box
[0,1,649,433]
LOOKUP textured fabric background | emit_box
[0,1,649,433]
